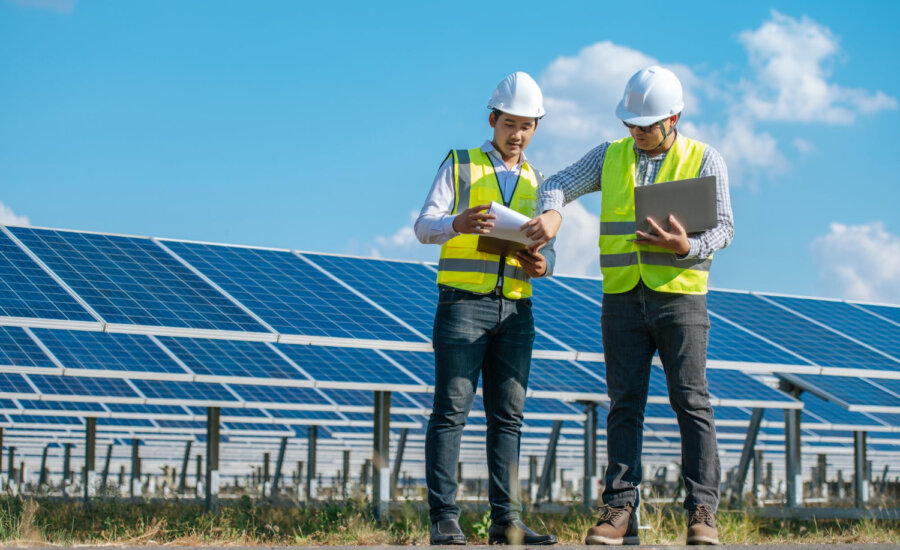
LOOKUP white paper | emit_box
[486,201,538,246]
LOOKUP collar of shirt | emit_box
[481,140,526,171]
[632,130,679,163]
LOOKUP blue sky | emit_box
[1,0,898,303]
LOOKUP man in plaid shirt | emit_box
[525,66,734,546]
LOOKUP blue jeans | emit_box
[601,280,721,512]
[426,286,534,524]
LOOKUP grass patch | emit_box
[0,495,897,545]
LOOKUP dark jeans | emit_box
[426,286,534,524]
[601,280,721,512]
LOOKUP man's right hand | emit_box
[522,210,562,250]
[452,204,497,234]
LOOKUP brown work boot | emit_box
[686,504,719,545]
[584,503,640,545]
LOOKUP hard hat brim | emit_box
[488,104,546,119]
[615,99,683,126]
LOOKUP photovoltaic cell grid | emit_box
[0,326,55,368]
[705,369,795,403]
[9,228,264,331]
[161,240,421,342]
[530,278,601,352]
[303,253,437,338]
[785,374,899,408]
[801,392,887,427]
[528,359,605,394]
[29,374,139,399]
[157,336,308,380]
[707,291,897,371]
[707,313,801,364]
[764,295,900,362]
[855,303,900,326]
[276,345,422,386]
[0,230,94,322]
[32,329,188,375]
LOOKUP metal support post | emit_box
[130,439,141,498]
[179,440,191,493]
[784,407,802,507]
[817,454,827,497]
[206,406,220,510]
[263,452,271,496]
[529,455,538,503]
[101,443,112,492]
[35,444,48,489]
[854,431,868,508]
[390,427,408,499]
[195,454,203,495]
[342,450,350,498]
[373,390,391,520]
[7,446,15,484]
[306,426,318,502]
[272,436,288,497]
[582,402,598,512]
[535,420,562,505]
[753,449,763,503]
[84,417,97,501]
[731,407,764,506]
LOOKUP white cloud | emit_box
[792,137,815,154]
[738,10,897,124]
[361,210,439,263]
[0,202,30,226]
[5,0,76,14]
[811,221,900,303]
[533,42,701,173]
[681,119,786,187]
[552,201,601,277]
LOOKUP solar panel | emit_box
[705,369,796,404]
[32,329,189,375]
[528,359,606,395]
[854,302,900,326]
[0,326,57,369]
[530,278,601,352]
[552,275,603,303]
[157,336,308,380]
[380,351,435,385]
[0,229,96,323]
[276,344,422,387]
[707,314,802,364]
[229,384,332,408]
[105,403,190,416]
[302,254,437,339]
[781,374,899,409]
[9,227,265,332]
[265,409,345,422]
[28,374,139,399]
[764,294,900,363]
[15,399,106,413]
[707,290,896,371]
[131,379,238,404]
[160,240,422,342]
[800,392,888,428]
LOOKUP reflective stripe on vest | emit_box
[437,147,540,299]
[599,135,711,295]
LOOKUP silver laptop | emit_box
[634,175,717,235]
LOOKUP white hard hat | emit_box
[487,71,546,118]
[615,65,685,126]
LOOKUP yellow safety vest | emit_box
[437,147,541,299]
[599,135,712,295]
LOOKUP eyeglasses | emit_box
[622,121,661,133]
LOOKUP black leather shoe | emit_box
[430,518,466,545]
[489,519,558,545]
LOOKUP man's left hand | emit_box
[634,214,690,255]
[516,249,547,278]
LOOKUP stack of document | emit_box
[475,201,538,256]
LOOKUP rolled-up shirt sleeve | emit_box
[414,157,460,245]
[538,143,607,214]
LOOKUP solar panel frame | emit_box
[9,227,269,336]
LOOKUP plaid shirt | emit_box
[538,132,734,259]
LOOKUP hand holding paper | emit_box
[475,202,541,256]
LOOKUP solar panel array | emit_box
[0,224,898,484]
